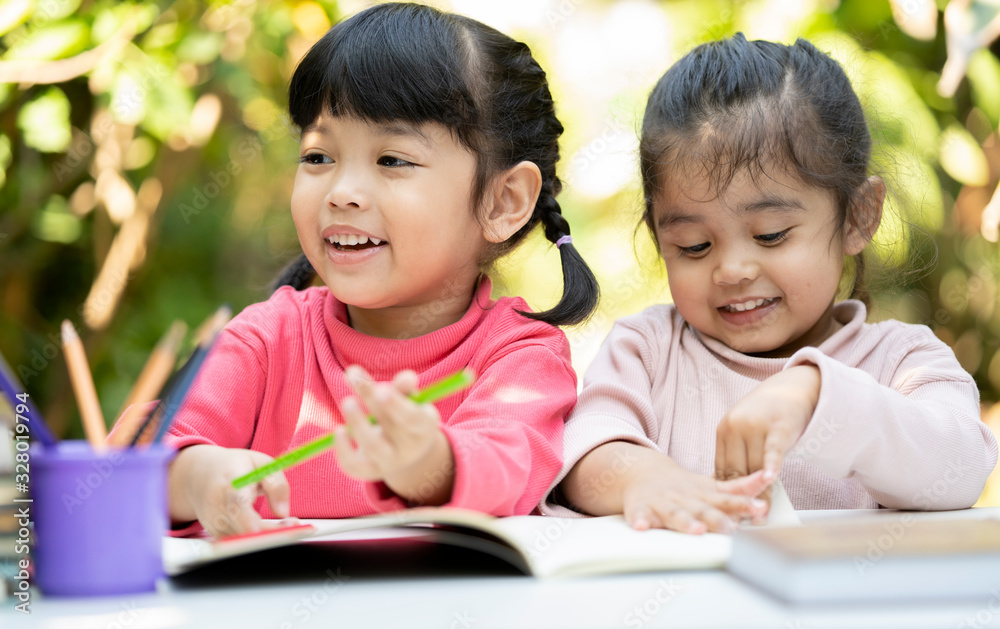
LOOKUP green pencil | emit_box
[231,368,475,489]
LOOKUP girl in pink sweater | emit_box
[164,3,599,538]
[544,34,997,532]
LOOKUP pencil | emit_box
[61,320,107,449]
[129,306,231,447]
[107,321,187,447]
[116,320,187,419]
[0,350,57,446]
[231,368,476,489]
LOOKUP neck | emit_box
[345,276,483,340]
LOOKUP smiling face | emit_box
[291,114,489,338]
[652,164,867,358]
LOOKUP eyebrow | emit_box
[656,195,806,231]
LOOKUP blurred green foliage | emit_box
[2,0,1000,457]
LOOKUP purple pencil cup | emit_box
[30,440,175,596]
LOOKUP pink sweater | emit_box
[541,300,998,515]
[164,278,575,518]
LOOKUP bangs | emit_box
[648,98,845,205]
[288,4,478,141]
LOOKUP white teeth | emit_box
[327,233,385,246]
[725,298,775,313]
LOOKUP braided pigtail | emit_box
[516,181,599,326]
[271,253,317,293]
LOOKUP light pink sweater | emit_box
[541,300,998,515]
[162,278,575,518]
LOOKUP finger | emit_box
[687,503,737,534]
[345,366,381,417]
[716,469,772,497]
[624,503,656,531]
[648,503,707,535]
[762,426,793,479]
[332,425,379,479]
[343,395,394,464]
[751,485,772,525]
[246,450,291,518]
[746,432,766,475]
[211,486,262,538]
[720,430,749,481]
[380,383,439,438]
[369,383,410,432]
[393,370,420,396]
[714,427,726,481]
[259,516,302,530]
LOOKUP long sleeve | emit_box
[367,342,574,516]
[539,315,673,516]
[785,328,998,510]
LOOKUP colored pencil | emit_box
[129,306,231,447]
[0,350,57,446]
[231,368,475,489]
[116,320,187,421]
[61,320,107,449]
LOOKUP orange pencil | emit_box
[108,320,187,447]
[61,320,108,449]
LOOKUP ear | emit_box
[844,176,885,256]
[481,161,542,243]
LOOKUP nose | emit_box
[324,165,368,210]
[712,247,759,286]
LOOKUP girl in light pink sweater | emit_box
[544,34,998,533]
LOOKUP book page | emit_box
[491,515,732,578]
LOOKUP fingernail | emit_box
[762,469,776,481]
[752,499,767,511]
[277,502,289,516]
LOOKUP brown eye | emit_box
[755,229,790,245]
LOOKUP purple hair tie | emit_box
[555,235,573,249]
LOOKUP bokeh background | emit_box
[1,0,999,504]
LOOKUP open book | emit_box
[164,508,732,579]
[165,482,801,579]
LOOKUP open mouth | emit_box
[720,297,778,313]
[326,234,387,252]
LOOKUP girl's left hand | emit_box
[714,365,821,482]
[334,366,454,504]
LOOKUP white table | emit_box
[5,508,1000,629]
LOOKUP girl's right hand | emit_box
[168,444,293,538]
[623,466,771,534]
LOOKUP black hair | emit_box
[639,33,875,303]
[273,2,598,326]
